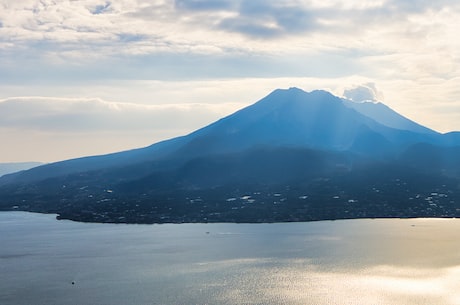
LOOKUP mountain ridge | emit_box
[0,162,43,178]
[342,99,437,135]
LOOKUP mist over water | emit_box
[1,212,460,305]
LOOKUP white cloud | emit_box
[343,83,383,102]
[0,0,458,59]
[0,96,241,132]
[1,0,459,84]
[0,95,242,162]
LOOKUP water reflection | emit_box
[1,212,460,305]
[178,258,460,304]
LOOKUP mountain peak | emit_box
[256,88,340,110]
[273,87,333,97]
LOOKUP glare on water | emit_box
[1,212,460,305]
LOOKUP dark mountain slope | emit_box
[116,146,358,193]
[400,143,460,178]
[0,135,188,185]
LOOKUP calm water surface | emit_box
[1,212,460,304]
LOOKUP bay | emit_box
[1,212,460,304]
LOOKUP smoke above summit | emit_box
[343,83,384,103]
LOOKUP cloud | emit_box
[385,0,455,14]
[218,1,317,38]
[0,96,238,133]
[174,0,235,11]
[1,0,459,76]
[0,0,432,54]
[0,95,244,162]
[90,1,112,15]
[343,83,384,102]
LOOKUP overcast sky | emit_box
[1,0,460,162]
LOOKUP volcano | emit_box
[1,88,460,223]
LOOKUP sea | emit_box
[1,211,460,305]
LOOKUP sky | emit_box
[1,0,460,163]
